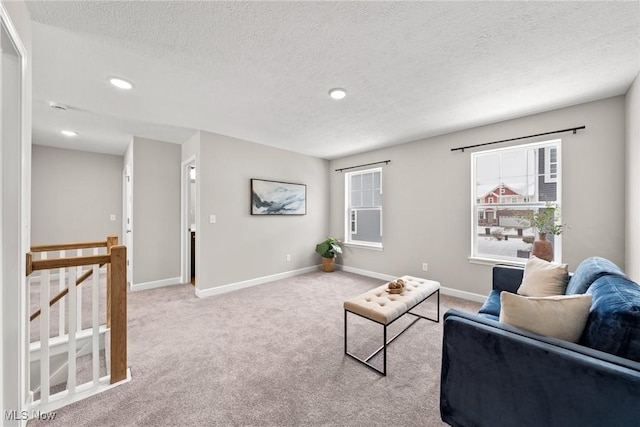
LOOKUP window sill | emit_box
[344,242,383,251]
[468,256,526,267]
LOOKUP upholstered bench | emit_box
[343,275,440,375]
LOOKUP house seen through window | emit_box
[345,168,383,248]
[471,140,561,263]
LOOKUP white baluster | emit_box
[67,267,77,393]
[39,259,50,404]
[58,250,66,337]
[92,263,100,384]
[76,249,82,332]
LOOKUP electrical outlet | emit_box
[422,263,428,271]
[286,254,291,262]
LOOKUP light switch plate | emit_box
[209,214,216,224]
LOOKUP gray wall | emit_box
[330,96,627,297]
[31,145,122,245]
[626,73,640,282]
[131,137,181,285]
[193,131,329,290]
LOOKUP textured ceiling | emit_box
[25,1,640,158]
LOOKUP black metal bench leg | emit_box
[383,324,387,376]
[344,309,348,354]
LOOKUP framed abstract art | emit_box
[251,179,306,215]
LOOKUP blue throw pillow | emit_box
[478,289,502,317]
[580,275,640,362]
[566,257,626,295]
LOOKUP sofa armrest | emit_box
[440,309,640,427]
[492,264,523,293]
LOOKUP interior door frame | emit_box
[122,164,133,287]
[1,3,30,422]
[180,156,197,286]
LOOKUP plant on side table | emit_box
[315,237,342,272]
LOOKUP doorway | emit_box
[123,165,133,287]
[181,157,196,286]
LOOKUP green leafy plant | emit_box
[518,203,565,236]
[315,237,342,259]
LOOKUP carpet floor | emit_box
[27,271,480,427]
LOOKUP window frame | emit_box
[470,139,562,265]
[544,146,559,183]
[344,167,383,249]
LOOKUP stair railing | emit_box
[26,235,128,414]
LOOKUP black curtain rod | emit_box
[451,126,586,152]
[335,160,391,173]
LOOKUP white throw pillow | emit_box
[517,256,569,297]
[499,292,592,342]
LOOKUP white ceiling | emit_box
[25,1,640,159]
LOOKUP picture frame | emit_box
[251,179,307,215]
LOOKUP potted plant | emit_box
[518,203,565,261]
[315,237,342,272]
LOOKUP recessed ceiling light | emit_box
[328,88,347,100]
[109,77,133,90]
[61,130,78,137]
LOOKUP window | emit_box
[471,140,561,263]
[544,146,558,183]
[345,168,382,247]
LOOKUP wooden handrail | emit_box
[31,240,108,252]
[27,234,120,322]
[30,254,111,271]
[29,263,106,322]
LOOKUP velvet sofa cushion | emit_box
[517,256,569,297]
[580,275,640,362]
[478,289,502,318]
[500,292,592,342]
[566,256,626,295]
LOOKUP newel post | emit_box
[106,235,118,327]
[109,244,127,384]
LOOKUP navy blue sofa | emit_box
[440,257,640,427]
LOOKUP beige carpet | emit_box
[28,271,480,427]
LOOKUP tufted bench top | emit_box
[344,275,441,325]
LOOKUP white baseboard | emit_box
[338,265,396,281]
[130,277,182,292]
[338,265,487,302]
[193,264,487,303]
[195,266,319,299]
[439,287,487,303]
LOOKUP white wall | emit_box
[31,145,122,245]
[193,131,329,292]
[626,73,640,282]
[131,137,181,286]
[330,96,627,297]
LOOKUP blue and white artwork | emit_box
[251,179,306,215]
